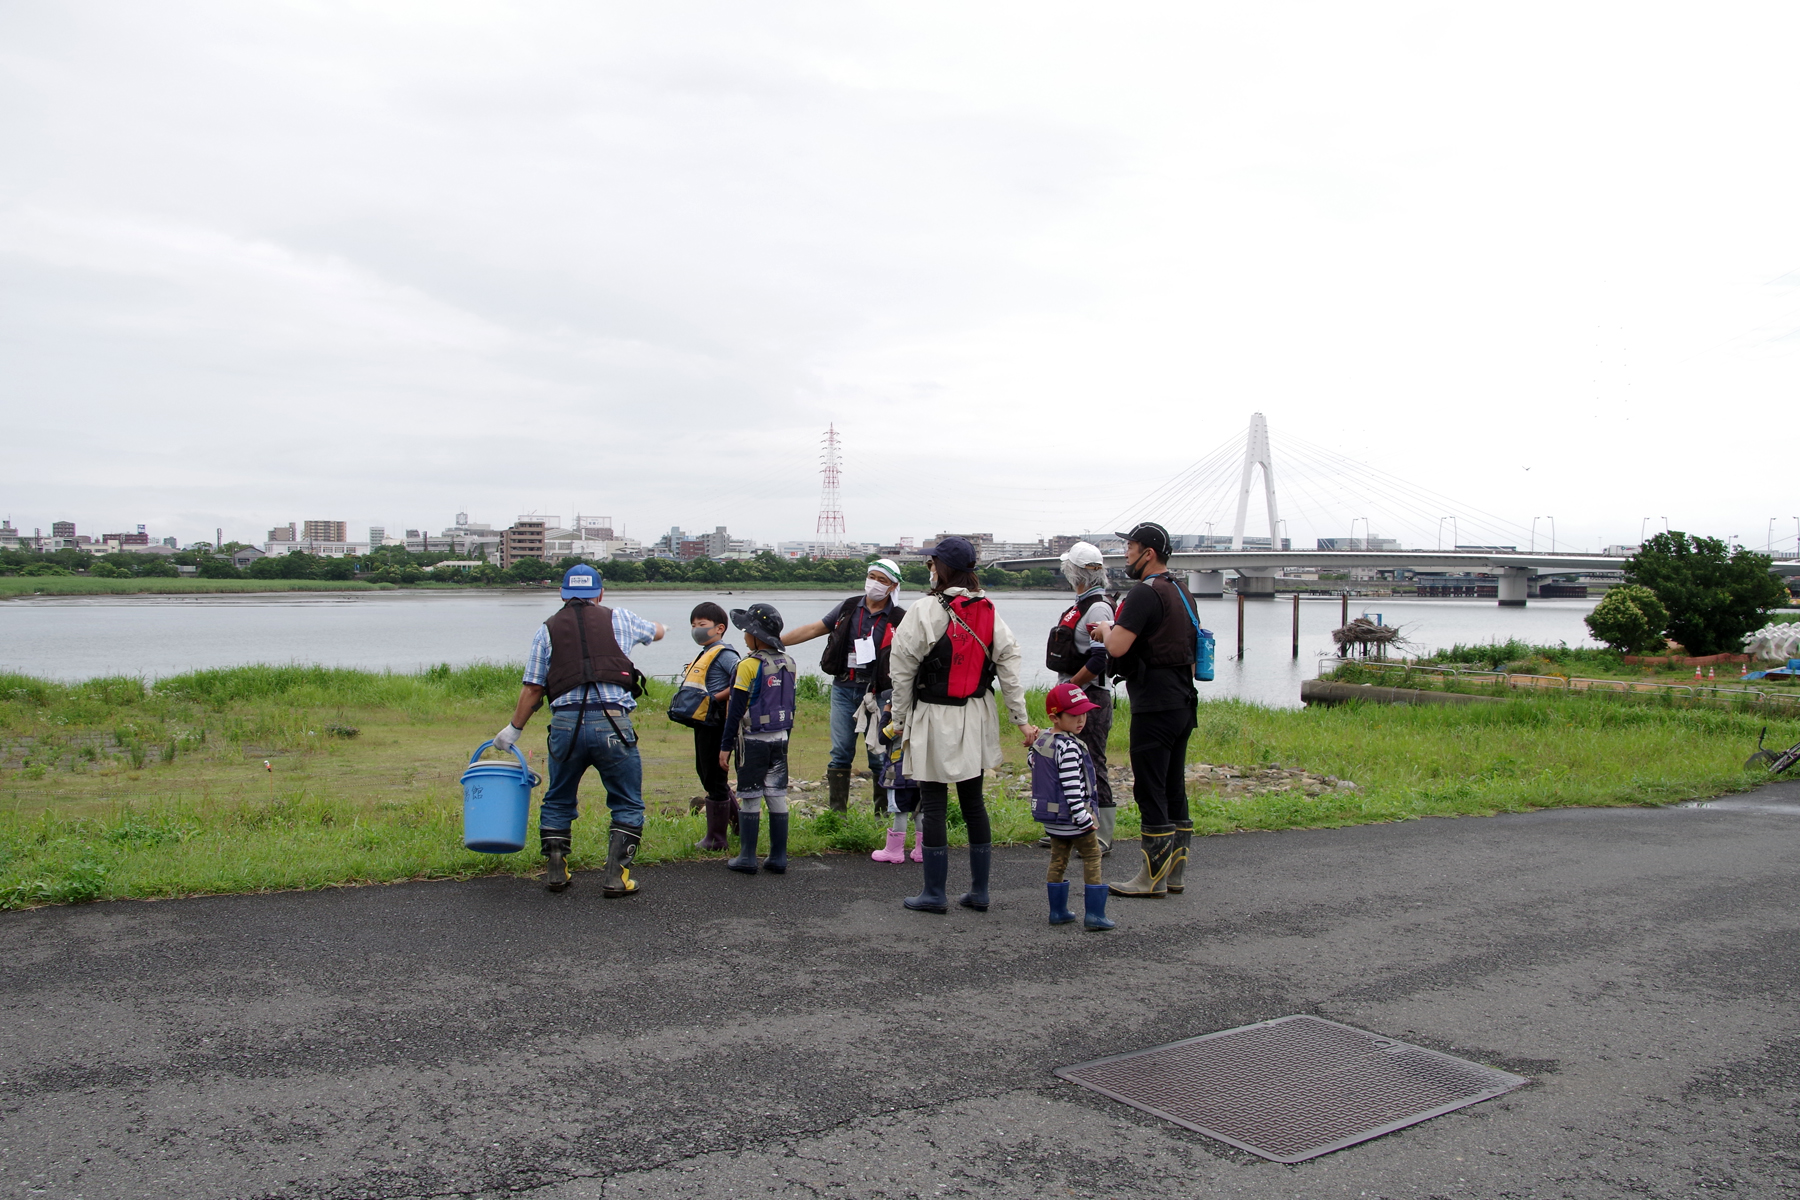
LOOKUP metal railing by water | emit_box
[1322,660,1800,711]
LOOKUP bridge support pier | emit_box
[1234,569,1277,600]
[1188,570,1225,598]
[1498,566,1532,607]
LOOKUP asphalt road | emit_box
[2,784,1797,1200]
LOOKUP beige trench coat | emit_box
[887,588,1030,784]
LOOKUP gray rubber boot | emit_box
[1094,807,1117,857]
[764,812,789,874]
[727,812,761,874]
[826,766,851,813]
[1109,825,1177,898]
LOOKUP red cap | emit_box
[1046,681,1100,716]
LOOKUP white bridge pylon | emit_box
[1231,412,1280,552]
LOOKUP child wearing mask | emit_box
[1029,682,1114,930]
[675,602,739,850]
[721,603,797,875]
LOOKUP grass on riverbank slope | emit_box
[0,664,1785,907]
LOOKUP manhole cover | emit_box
[1055,1015,1527,1162]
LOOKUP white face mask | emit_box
[865,578,892,603]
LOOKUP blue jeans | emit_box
[540,707,644,831]
[828,679,880,773]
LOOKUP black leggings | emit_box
[917,777,989,848]
[1129,705,1196,828]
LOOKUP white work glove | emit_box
[494,723,523,752]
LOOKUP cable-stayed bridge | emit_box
[1000,414,1798,606]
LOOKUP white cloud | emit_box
[2,1,1798,552]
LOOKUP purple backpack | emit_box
[744,651,796,734]
[1029,733,1093,824]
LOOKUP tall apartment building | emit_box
[368,526,385,548]
[268,523,296,543]
[500,519,547,569]
[303,520,347,543]
[52,520,75,539]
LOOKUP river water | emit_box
[0,589,1600,708]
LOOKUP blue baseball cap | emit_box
[560,564,604,599]
[926,535,978,571]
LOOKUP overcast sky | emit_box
[4,3,1798,553]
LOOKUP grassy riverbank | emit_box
[0,664,1783,908]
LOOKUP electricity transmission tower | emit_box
[816,424,846,555]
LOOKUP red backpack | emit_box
[915,594,998,706]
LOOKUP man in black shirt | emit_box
[777,559,905,813]
[1091,521,1199,899]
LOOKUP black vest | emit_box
[543,602,635,702]
[819,596,905,679]
[1137,576,1198,668]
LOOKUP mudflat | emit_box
[2,783,1796,1199]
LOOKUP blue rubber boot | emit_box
[763,812,789,874]
[903,845,949,913]
[1047,881,1076,925]
[958,843,991,912]
[727,813,760,874]
[1084,884,1116,931]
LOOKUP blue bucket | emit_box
[460,740,540,854]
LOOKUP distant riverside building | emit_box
[52,520,75,539]
[268,523,296,543]
[263,540,368,558]
[303,520,347,543]
[368,526,386,548]
[500,519,547,569]
[104,530,151,547]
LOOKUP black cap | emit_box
[731,602,786,648]
[926,535,978,571]
[1115,521,1172,558]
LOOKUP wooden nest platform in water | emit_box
[1333,617,1401,658]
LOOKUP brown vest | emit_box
[543,602,635,702]
[1138,575,1197,668]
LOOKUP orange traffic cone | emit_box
[1694,666,1702,679]
[1708,665,1716,679]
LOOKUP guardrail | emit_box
[1322,660,1800,711]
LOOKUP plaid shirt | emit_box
[523,604,659,710]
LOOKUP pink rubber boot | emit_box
[910,825,925,863]
[871,829,907,863]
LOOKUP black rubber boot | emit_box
[763,812,789,874]
[1047,881,1075,925]
[1083,884,1116,930]
[903,845,949,913]
[871,778,885,818]
[958,843,992,912]
[1109,825,1177,898]
[540,828,573,893]
[727,812,761,874]
[602,825,641,898]
[826,766,851,813]
[1166,821,1194,894]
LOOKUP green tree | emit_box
[196,558,241,579]
[1625,532,1788,655]
[508,557,553,583]
[138,558,179,578]
[1583,584,1669,653]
